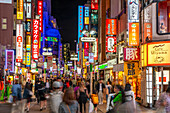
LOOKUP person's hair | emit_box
[115,85,125,103]
[166,86,170,93]
[124,84,131,91]
[15,80,19,84]
[63,88,75,105]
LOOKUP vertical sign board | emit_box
[144,23,152,43]
[5,50,14,72]
[106,36,117,53]
[94,38,98,60]
[89,53,94,63]
[16,24,23,62]
[84,42,89,49]
[26,19,31,35]
[84,49,89,59]
[84,7,89,25]
[37,0,43,32]
[26,52,31,67]
[106,19,117,35]
[17,0,23,19]
[26,3,31,18]
[91,0,98,10]
[128,0,139,23]
[32,19,40,60]
[128,23,139,46]
[78,6,84,43]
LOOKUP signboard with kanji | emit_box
[16,24,23,62]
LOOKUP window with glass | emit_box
[157,0,170,34]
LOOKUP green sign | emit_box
[99,63,108,70]
[41,37,58,42]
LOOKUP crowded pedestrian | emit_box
[11,80,22,103]
[96,79,105,105]
[106,81,112,102]
[45,79,50,93]
[58,87,79,113]
[38,83,47,111]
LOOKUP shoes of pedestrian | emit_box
[27,108,29,112]
[43,106,46,109]
[40,108,43,111]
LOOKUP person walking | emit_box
[58,88,79,113]
[0,79,4,98]
[11,80,22,103]
[48,81,64,113]
[23,83,32,112]
[96,79,105,105]
[45,79,50,93]
[77,82,89,113]
[38,83,47,111]
[156,81,170,113]
[106,81,112,102]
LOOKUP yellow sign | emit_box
[148,41,170,66]
[124,62,139,77]
[84,17,89,25]
[141,44,147,67]
[17,0,23,19]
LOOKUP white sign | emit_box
[107,59,117,68]
[81,37,96,42]
[26,3,31,18]
[156,70,169,85]
[118,45,124,64]
[144,5,152,23]
[89,53,94,63]
[128,0,139,22]
[16,24,23,62]
[0,0,12,4]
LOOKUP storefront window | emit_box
[158,0,170,34]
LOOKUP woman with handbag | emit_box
[58,88,79,113]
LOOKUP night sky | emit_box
[51,0,87,50]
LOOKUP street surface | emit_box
[28,102,156,113]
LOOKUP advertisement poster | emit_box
[5,50,14,72]
[84,48,89,59]
[89,53,94,63]
[91,0,98,10]
[32,19,40,59]
[78,6,84,43]
[16,24,23,62]
[128,23,139,46]
[37,0,43,32]
[106,19,117,35]
[148,41,170,66]
[106,36,117,53]
[17,0,23,19]
[124,48,140,61]
[26,3,31,18]
[128,0,139,22]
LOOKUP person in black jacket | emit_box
[96,79,105,105]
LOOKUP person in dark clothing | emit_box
[38,84,47,111]
[96,79,105,105]
[86,80,90,94]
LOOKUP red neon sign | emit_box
[37,0,43,32]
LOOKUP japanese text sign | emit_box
[124,48,140,61]
[78,6,84,43]
[5,50,14,72]
[16,24,23,62]
[37,0,43,32]
[106,19,117,35]
[144,23,152,43]
[17,0,23,19]
[128,23,139,46]
[128,0,139,22]
[32,19,40,59]
[91,0,98,10]
[106,36,117,53]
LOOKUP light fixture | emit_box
[81,28,88,35]
[90,28,96,35]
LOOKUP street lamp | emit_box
[81,28,97,95]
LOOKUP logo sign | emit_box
[78,6,84,43]
[84,42,89,49]
[26,19,31,33]
[143,23,152,43]
[128,0,139,22]
[0,0,12,4]
[128,23,139,46]
[81,37,96,42]
[17,0,23,19]
[107,59,117,68]
[148,41,170,66]
[16,24,23,62]
[85,61,90,66]
[26,3,31,18]
[106,36,116,53]
[32,19,40,59]
[26,52,31,67]
[84,7,89,25]
[89,53,94,63]
[37,0,43,32]
[91,0,98,10]
[42,47,53,56]
[106,19,117,35]
[5,50,14,72]
[44,62,47,69]
[124,48,140,61]
[93,38,98,60]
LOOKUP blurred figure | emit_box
[156,81,170,113]
[74,82,81,101]
[86,80,90,95]
[96,79,105,105]
[77,82,89,113]
[23,83,32,112]
[45,79,50,93]
[30,80,33,91]
[12,80,22,103]
[48,81,64,113]
[0,79,4,99]
[91,90,99,113]
[106,81,112,102]
[38,84,47,111]
[35,80,41,104]
[117,84,136,113]
[58,88,79,113]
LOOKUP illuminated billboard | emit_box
[124,48,140,61]
[78,6,84,43]
[106,36,116,53]
[32,19,40,60]
[16,24,23,62]
[106,19,117,35]
[26,3,31,18]
[5,50,14,72]
[17,0,23,19]
[37,0,43,32]
[128,0,139,22]
[91,0,98,10]
[128,23,139,46]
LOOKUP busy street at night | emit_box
[0,0,170,113]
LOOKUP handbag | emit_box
[66,105,71,113]
[89,100,94,113]
[29,90,33,96]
